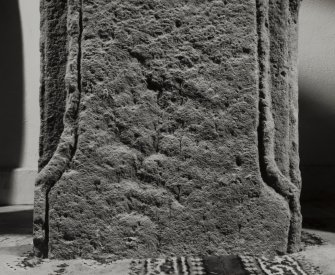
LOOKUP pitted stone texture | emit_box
[35,0,302,259]
[38,0,68,170]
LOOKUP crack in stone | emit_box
[255,0,301,253]
[71,0,83,162]
[288,0,302,190]
[33,0,83,258]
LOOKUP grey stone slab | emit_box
[34,0,302,259]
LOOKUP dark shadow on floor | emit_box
[0,210,33,235]
[299,81,335,232]
[302,201,335,232]
[0,0,24,205]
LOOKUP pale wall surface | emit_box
[298,0,335,202]
[19,0,40,169]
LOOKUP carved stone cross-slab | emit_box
[34,0,302,259]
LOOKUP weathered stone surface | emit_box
[34,0,302,259]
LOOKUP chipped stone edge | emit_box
[256,0,302,253]
[33,0,83,257]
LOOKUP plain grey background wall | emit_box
[299,0,335,202]
[0,0,39,205]
[0,0,334,205]
[0,1,23,169]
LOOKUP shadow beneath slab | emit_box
[302,202,335,233]
[0,210,33,235]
